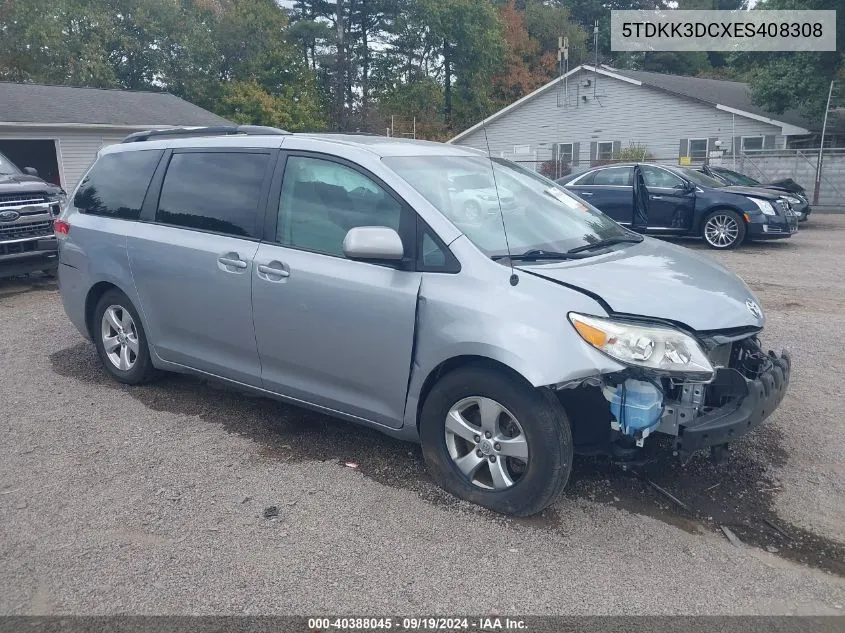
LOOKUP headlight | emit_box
[569,313,714,379]
[784,195,800,205]
[479,194,498,201]
[747,197,776,215]
[45,191,68,215]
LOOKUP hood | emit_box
[719,185,781,200]
[518,237,764,332]
[0,173,61,194]
[765,178,805,195]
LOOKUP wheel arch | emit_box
[84,281,125,340]
[414,354,536,433]
[696,204,747,234]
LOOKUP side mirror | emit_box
[23,167,39,177]
[343,226,404,261]
[685,179,696,192]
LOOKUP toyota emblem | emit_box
[746,299,763,319]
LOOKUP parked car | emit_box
[558,163,797,249]
[700,165,810,222]
[0,150,65,278]
[446,173,520,222]
[57,127,790,516]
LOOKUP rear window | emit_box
[592,166,632,186]
[73,150,163,220]
[155,152,269,239]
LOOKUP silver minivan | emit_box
[57,127,790,516]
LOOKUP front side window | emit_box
[74,150,162,220]
[0,151,21,176]
[592,166,632,186]
[384,155,630,259]
[277,155,405,257]
[156,152,269,238]
[641,166,685,189]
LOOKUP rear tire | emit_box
[420,365,573,516]
[702,209,746,249]
[93,289,155,385]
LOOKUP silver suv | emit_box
[57,127,790,516]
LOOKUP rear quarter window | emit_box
[73,150,163,220]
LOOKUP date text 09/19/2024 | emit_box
[307,617,528,630]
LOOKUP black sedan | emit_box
[557,163,797,249]
[700,165,811,222]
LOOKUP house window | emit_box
[558,143,574,165]
[688,138,708,163]
[597,141,614,161]
[741,136,764,153]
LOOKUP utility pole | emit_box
[813,80,835,205]
[335,0,345,131]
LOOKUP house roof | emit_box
[449,65,819,144]
[0,82,231,127]
[607,68,816,133]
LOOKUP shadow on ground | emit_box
[50,341,845,576]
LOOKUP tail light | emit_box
[54,219,70,237]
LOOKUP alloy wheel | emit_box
[704,213,740,248]
[101,304,139,371]
[444,396,529,490]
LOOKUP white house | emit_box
[0,82,230,191]
[449,65,829,175]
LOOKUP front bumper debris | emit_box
[674,350,790,454]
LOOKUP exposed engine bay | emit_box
[556,334,791,463]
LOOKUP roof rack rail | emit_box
[121,125,291,144]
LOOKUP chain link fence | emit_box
[502,148,845,208]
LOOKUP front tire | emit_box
[420,366,573,516]
[93,289,155,384]
[702,209,746,249]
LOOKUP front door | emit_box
[128,149,274,386]
[639,165,696,230]
[251,153,421,427]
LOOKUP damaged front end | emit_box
[558,316,791,463]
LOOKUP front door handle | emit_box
[257,261,290,281]
[218,254,248,270]
[579,191,593,196]
[650,195,663,200]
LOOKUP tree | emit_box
[746,0,844,123]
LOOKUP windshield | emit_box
[677,167,724,188]
[383,155,632,258]
[0,151,22,176]
[715,168,760,187]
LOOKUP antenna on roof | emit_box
[480,115,518,287]
[593,21,599,100]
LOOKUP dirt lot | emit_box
[2,217,845,615]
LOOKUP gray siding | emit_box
[0,126,131,190]
[454,69,785,167]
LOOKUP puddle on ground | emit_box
[50,341,845,576]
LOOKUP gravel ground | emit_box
[1,218,844,615]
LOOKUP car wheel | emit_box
[702,209,746,249]
[463,201,482,222]
[93,289,155,384]
[420,365,573,516]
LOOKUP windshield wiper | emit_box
[566,235,643,254]
[492,249,581,262]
